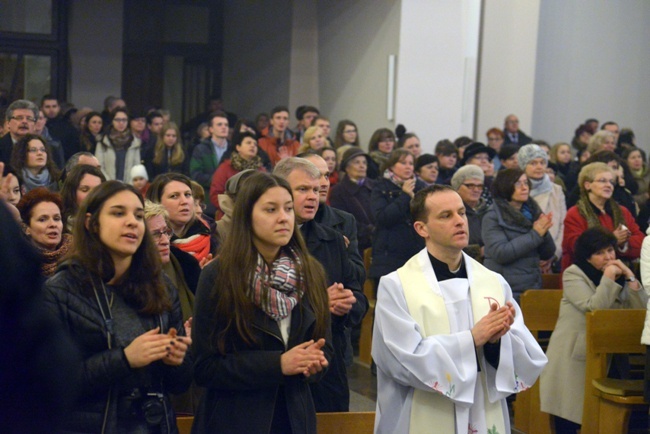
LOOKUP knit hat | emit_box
[461,142,495,166]
[517,144,548,169]
[339,147,369,172]
[415,154,437,172]
[451,165,484,191]
[499,143,520,161]
[129,164,148,182]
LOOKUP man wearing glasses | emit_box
[0,99,39,168]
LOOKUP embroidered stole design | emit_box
[397,251,506,434]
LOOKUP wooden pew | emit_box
[358,248,375,366]
[176,416,193,434]
[582,309,648,434]
[317,411,375,433]
[513,289,563,434]
[541,273,562,290]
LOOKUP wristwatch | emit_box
[626,276,636,282]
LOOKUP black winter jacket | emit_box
[192,259,333,433]
[369,177,426,279]
[43,262,192,434]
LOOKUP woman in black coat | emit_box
[369,149,426,283]
[192,173,332,433]
[43,181,192,433]
[329,147,376,255]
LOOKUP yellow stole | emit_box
[397,250,507,434]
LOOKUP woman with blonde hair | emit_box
[145,122,187,177]
[562,162,644,270]
[298,126,326,153]
[586,130,616,155]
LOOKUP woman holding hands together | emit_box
[192,172,332,433]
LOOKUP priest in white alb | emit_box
[372,185,547,434]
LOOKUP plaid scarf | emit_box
[250,248,302,321]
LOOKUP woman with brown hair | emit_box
[192,172,332,433]
[43,180,192,433]
[95,107,142,182]
[11,133,60,192]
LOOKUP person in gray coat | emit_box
[482,168,556,299]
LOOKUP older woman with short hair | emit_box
[541,227,647,433]
[587,130,617,155]
[16,187,71,276]
[329,147,376,255]
[518,144,566,269]
[451,165,487,261]
[562,162,644,270]
[482,168,556,299]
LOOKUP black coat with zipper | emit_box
[42,261,192,434]
[191,259,333,434]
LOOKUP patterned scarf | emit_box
[39,233,72,277]
[576,191,624,230]
[383,168,414,188]
[230,151,263,172]
[172,218,212,262]
[108,127,133,150]
[250,247,303,321]
[370,150,391,172]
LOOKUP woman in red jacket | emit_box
[562,162,644,270]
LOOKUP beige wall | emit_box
[476,0,540,141]
[317,0,401,150]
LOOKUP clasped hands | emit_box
[327,282,356,316]
[281,338,329,378]
[124,326,192,368]
[471,302,516,347]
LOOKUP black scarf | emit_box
[575,257,625,288]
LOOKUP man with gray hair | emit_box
[451,165,487,261]
[274,157,367,413]
[0,99,39,167]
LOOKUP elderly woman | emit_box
[329,147,376,255]
[451,165,487,261]
[562,162,644,270]
[369,149,426,284]
[16,187,71,276]
[541,227,647,433]
[587,130,617,155]
[209,131,266,214]
[147,173,218,266]
[95,107,142,182]
[518,144,567,270]
[482,168,556,299]
[11,134,60,192]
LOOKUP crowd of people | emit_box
[1,93,650,433]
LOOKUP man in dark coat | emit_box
[274,157,368,413]
[0,99,39,168]
[503,114,533,147]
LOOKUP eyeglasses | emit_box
[487,136,502,142]
[113,118,129,123]
[592,178,616,186]
[514,180,529,188]
[150,227,173,241]
[379,137,395,142]
[462,183,484,190]
[27,147,47,154]
[10,115,36,122]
